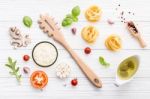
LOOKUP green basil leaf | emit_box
[62,20,68,26]
[23,16,32,28]
[72,16,78,22]
[62,18,73,27]
[66,14,78,22]
[99,56,110,67]
[72,6,80,17]
[65,18,73,25]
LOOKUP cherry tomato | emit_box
[84,47,91,54]
[30,71,48,89]
[71,79,78,86]
[23,55,30,61]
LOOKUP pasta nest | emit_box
[105,35,122,51]
[81,26,99,43]
[85,5,102,22]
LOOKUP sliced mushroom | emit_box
[9,27,31,49]
[11,39,23,49]
[9,27,22,39]
[23,35,31,47]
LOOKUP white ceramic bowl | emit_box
[114,55,140,87]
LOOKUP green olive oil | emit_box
[117,56,139,80]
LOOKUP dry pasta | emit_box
[105,35,122,51]
[85,5,102,22]
[81,26,99,43]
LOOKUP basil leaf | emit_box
[65,18,73,25]
[23,16,32,28]
[62,18,73,27]
[62,20,68,26]
[62,6,80,27]
[99,56,110,67]
[66,14,78,22]
[72,6,80,17]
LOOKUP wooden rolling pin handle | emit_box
[61,41,102,88]
[137,35,146,48]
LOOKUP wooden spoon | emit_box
[127,21,146,48]
[38,14,102,88]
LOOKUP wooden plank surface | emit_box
[0,0,150,99]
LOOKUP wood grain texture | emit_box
[0,0,150,99]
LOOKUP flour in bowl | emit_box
[32,42,58,67]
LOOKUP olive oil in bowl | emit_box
[117,55,139,80]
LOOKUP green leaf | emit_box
[62,6,80,27]
[62,18,73,27]
[8,57,12,64]
[72,16,78,22]
[15,67,19,72]
[23,16,32,28]
[62,19,68,26]
[65,18,73,25]
[17,75,22,81]
[66,14,78,22]
[99,56,110,67]
[13,61,17,66]
[72,6,80,17]
[5,64,12,69]
[4,57,21,82]
[12,61,17,70]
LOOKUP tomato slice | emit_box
[30,71,48,89]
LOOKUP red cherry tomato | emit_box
[71,79,78,86]
[84,47,91,54]
[23,55,30,61]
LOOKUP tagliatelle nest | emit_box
[105,35,122,51]
[56,63,71,79]
[81,26,99,43]
[85,5,102,22]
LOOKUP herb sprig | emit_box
[5,57,21,82]
[62,6,80,27]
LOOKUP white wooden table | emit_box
[0,0,150,99]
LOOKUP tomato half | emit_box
[30,71,48,89]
